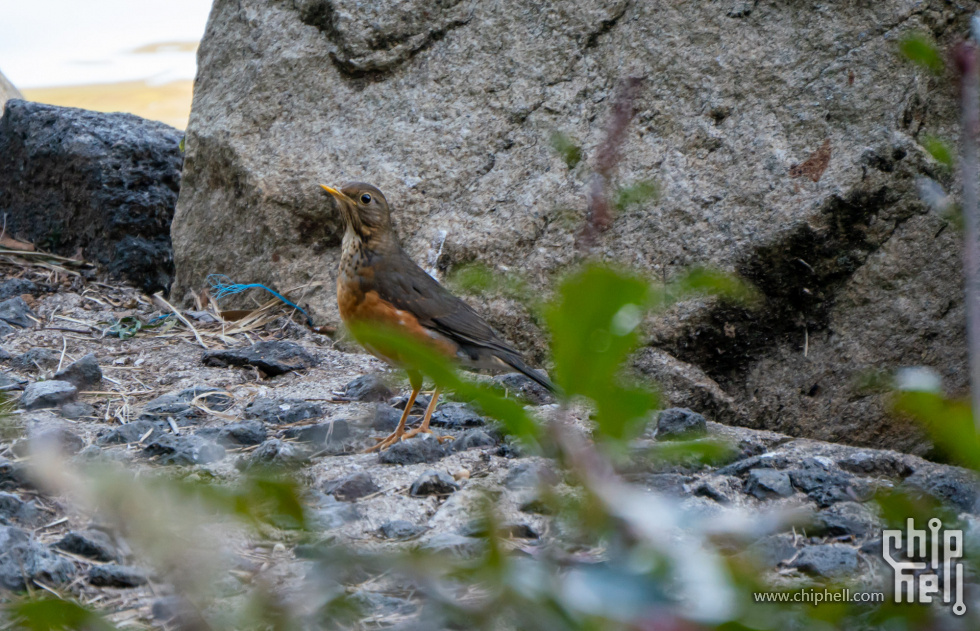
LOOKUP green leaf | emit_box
[893,391,980,470]
[449,264,496,295]
[545,264,657,441]
[666,266,758,305]
[178,136,185,152]
[447,263,535,308]
[613,180,660,211]
[921,135,954,169]
[9,598,116,631]
[549,132,583,169]
[898,32,944,75]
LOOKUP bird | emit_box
[319,182,557,452]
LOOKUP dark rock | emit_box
[19,380,77,410]
[0,279,38,300]
[378,437,446,465]
[0,369,15,388]
[0,100,182,294]
[55,530,117,562]
[492,372,555,405]
[97,420,161,445]
[140,386,232,425]
[246,397,323,424]
[0,526,75,590]
[0,492,38,524]
[60,401,96,419]
[789,544,859,578]
[390,393,431,413]
[860,538,896,557]
[518,497,554,515]
[324,472,380,501]
[379,520,425,539]
[0,347,10,361]
[52,353,102,389]
[430,402,486,428]
[236,439,309,470]
[12,428,85,456]
[448,429,498,452]
[281,419,350,444]
[837,450,915,478]
[202,340,316,376]
[902,467,980,514]
[88,564,149,588]
[742,534,799,567]
[344,374,393,402]
[410,470,459,496]
[0,458,31,490]
[694,477,741,504]
[815,502,880,538]
[370,405,403,431]
[0,322,14,338]
[460,519,539,539]
[745,468,794,499]
[143,434,226,465]
[496,436,526,459]
[196,420,267,447]
[0,297,35,328]
[716,454,791,477]
[655,408,708,441]
[420,533,484,557]
[789,468,863,507]
[0,372,22,390]
[503,462,558,490]
[11,348,60,371]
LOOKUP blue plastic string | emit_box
[207,274,314,326]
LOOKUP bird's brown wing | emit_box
[369,247,556,392]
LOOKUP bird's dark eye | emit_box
[360,193,372,204]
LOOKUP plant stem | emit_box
[956,40,980,429]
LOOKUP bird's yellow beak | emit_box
[319,184,344,199]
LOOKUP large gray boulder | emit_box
[0,100,183,294]
[173,0,967,453]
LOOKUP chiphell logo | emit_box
[882,518,965,615]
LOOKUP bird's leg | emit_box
[364,385,419,453]
[403,388,453,443]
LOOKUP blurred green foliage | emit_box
[447,263,539,312]
[545,265,656,443]
[613,180,660,211]
[899,32,945,75]
[550,131,583,169]
[8,599,115,631]
[921,135,955,170]
[894,390,980,470]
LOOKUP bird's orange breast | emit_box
[337,276,457,365]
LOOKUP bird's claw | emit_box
[364,430,405,452]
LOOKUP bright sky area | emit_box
[0,0,214,128]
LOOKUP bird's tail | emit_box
[502,354,559,395]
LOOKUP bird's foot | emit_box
[364,429,407,452]
[402,427,454,444]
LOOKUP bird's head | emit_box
[319,182,393,242]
